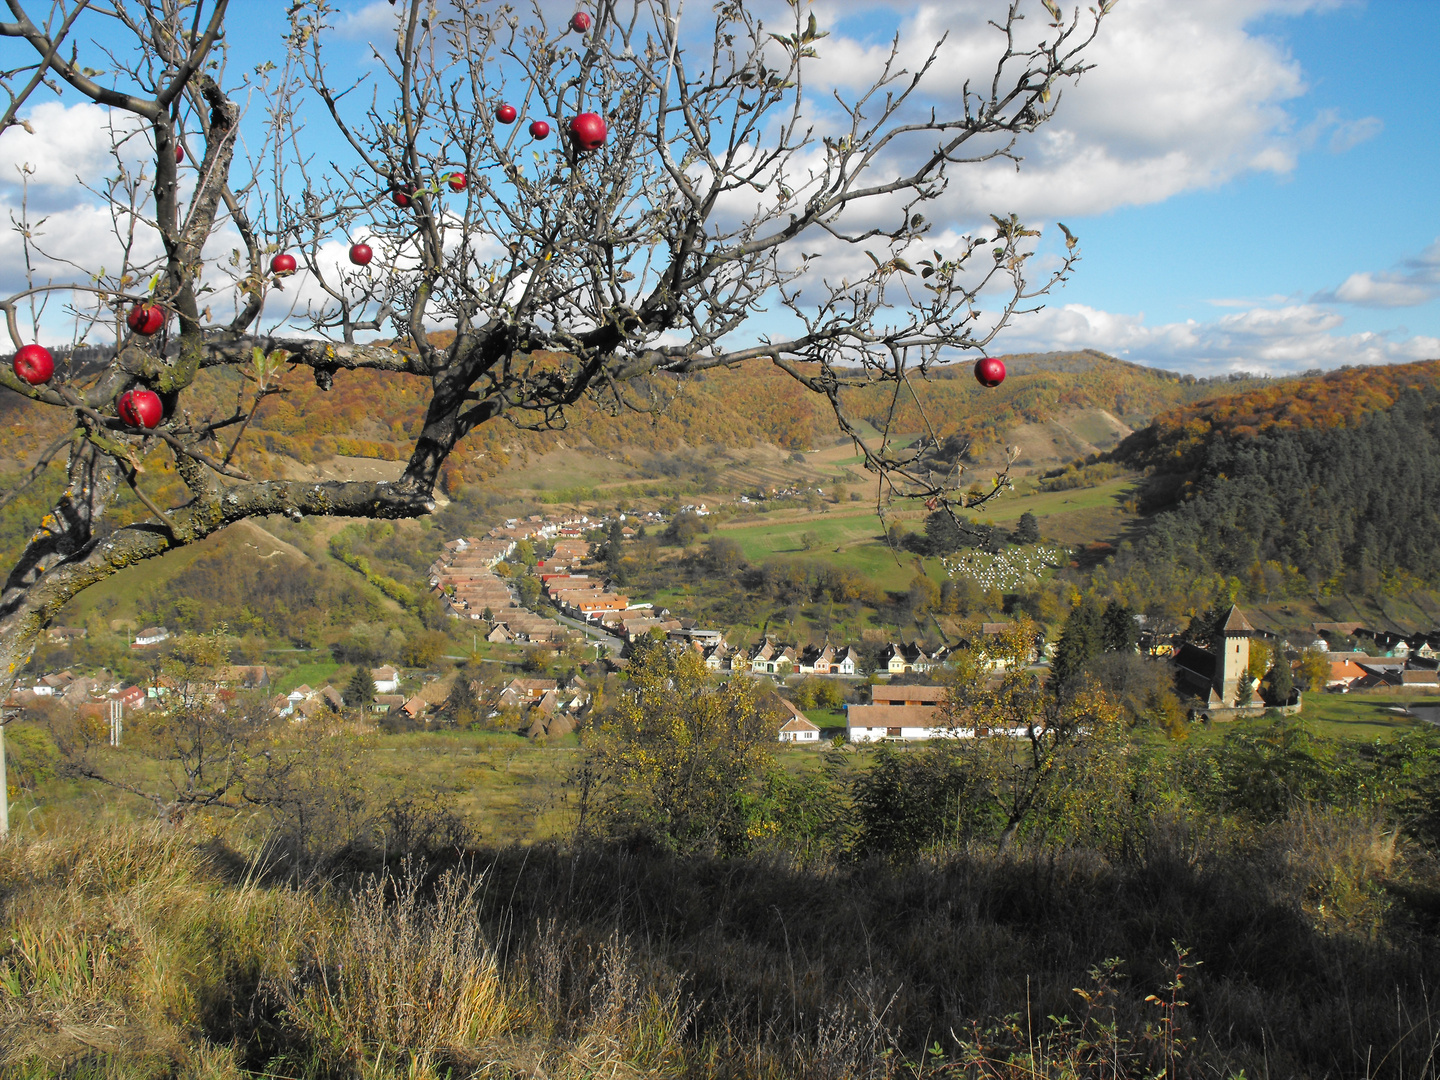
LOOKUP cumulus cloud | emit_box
[332,1,403,40]
[802,0,1378,223]
[1315,239,1440,309]
[0,101,150,213]
[984,300,1440,377]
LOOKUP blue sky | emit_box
[1036,1,1440,370]
[0,0,1434,376]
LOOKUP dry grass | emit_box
[3,807,1439,1079]
[280,864,509,1070]
[0,823,308,1078]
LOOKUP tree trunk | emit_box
[0,723,9,839]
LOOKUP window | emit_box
[886,727,901,737]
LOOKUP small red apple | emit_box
[392,184,414,208]
[496,103,518,124]
[175,145,185,163]
[12,344,54,386]
[118,388,164,429]
[570,11,592,32]
[528,119,551,140]
[974,356,1006,388]
[126,304,166,336]
[270,252,298,276]
[568,111,607,152]
[349,242,373,266]
[448,171,468,192]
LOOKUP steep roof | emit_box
[870,685,947,705]
[779,716,820,733]
[1221,606,1257,635]
[1174,643,1217,681]
[846,703,945,728]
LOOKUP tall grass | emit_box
[2,805,1438,1078]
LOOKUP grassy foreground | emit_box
[3,805,1439,1080]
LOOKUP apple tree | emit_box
[0,0,1109,821]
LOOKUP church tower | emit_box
[1215,605,1256,705]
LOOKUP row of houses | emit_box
[1327,656,1440,691]
[487,513,597,543]
[776,683,1031,744]
[1311,622,1440,658]
[277,678,431,721]
[431,537,579,644]
[491,675,592,739]
[538,573,696,643]
[710,632,1036,679]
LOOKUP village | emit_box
[12,505,1440,749]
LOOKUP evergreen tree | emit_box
[1011,511,1041,545]
[345,665,377,708]
[1266,655,1294,707]
[1051,598,1104,690]
[444,671,482,727]
[1101,600,1138,653]
[923,510,967,556]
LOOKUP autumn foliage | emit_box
[1113,359,1440,479]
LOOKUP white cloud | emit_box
[986,300,1440,377]
[0,202,166,296]
[332,2,403,40]
[1327,115,1383,154]
[1316,239,1440,309]
[803,0,1379,222]
[0,101,149,209]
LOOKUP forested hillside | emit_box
[1099,362,1440,610]
[0,347,1271,493]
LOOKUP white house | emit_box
[776,698,822,742]
[134,626,170,646]
[846,704,969,742]
[779,716,821,743]
[371,665,401,693]
[749,640,796,675]
[832,647,858,676]
[882,643,909,675]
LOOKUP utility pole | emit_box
[109,698,123,747]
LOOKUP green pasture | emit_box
[716,512,925,592]
[1291,692,1436,742]
[364,728,581,842]
[272,660,346,694]
[972,475,1138,524]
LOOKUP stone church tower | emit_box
[1215,605,1256,705]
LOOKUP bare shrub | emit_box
[277,862,507,1069]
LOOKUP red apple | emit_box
[12,344,54,385]
[528,119,550,140]
[570,11,592,32]
[496,103,518,124]
[974,356,1006,388]
[568,111,607,152]
[126,304,165,336]
[175,145,185,163]
[118,388,164,429]
[448,171,468,192]
[392,184,414,208]
[270,252,298,276]
[349,242,374,266]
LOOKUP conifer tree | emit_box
[1051,598,1104,691]
[346,666,377,709]
[1101,600,1138,653]
[1266,655,1295,707]
[1011,511,1041,545]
